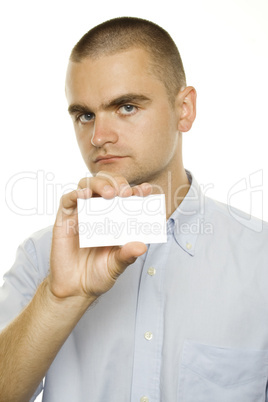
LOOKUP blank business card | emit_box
[77,194,167,248]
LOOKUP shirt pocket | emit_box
[178,340,268,402]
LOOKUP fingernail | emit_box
[119,184,131,196]
[103,185,115,193]
[142,183,152,193]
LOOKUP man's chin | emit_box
[89,167,144,187]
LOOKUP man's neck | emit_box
[150,168,190,219]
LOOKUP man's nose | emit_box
[91,115,119,147]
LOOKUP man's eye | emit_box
[119,105,137,115]
[78,113,94,123]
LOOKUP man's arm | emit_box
[0,279,95,402]
[0,173,151,402]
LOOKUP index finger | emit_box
[78,172,132,198]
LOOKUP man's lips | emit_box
[94,155,127,163]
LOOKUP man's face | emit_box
[65,47,181,186]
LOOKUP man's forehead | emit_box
[65,47,157,96]
[65,46,172,110]
[66,47,153,77]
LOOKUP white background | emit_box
[0,1,267,399]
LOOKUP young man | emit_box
[1,17,268,402]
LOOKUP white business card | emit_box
[77,194,167,248]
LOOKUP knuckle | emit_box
[60,192,70,204]
[96,171,128,188]
[78,177,92,189]
[96,171,116,184]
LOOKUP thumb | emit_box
[109,242,147,278]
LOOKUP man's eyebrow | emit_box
[68,103,92,116]
[68,93,151,116]
[104,93,151,108]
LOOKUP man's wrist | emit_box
[40,278,97,316]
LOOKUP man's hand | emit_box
[48,172,152,301]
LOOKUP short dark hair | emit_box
[70,17,186,102]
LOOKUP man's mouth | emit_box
[94,155,127,163]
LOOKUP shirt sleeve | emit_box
[0,226,52,331]
[0,226,52,400]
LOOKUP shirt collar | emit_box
[167,170,204,256]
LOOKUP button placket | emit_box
[130,243,166,402]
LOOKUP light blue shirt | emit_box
[1,171,268,402]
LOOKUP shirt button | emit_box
[144,331,153,341]
[147,267,156,276]
[140,397,149,402]
[186,242,192,250]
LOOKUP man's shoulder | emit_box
[27,225,53,243]
[20,225,53,264]
[204,195,268,237]
[22,225,53,248]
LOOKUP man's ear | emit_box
[176,86,197,132]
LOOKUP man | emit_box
[0,17,268,402]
